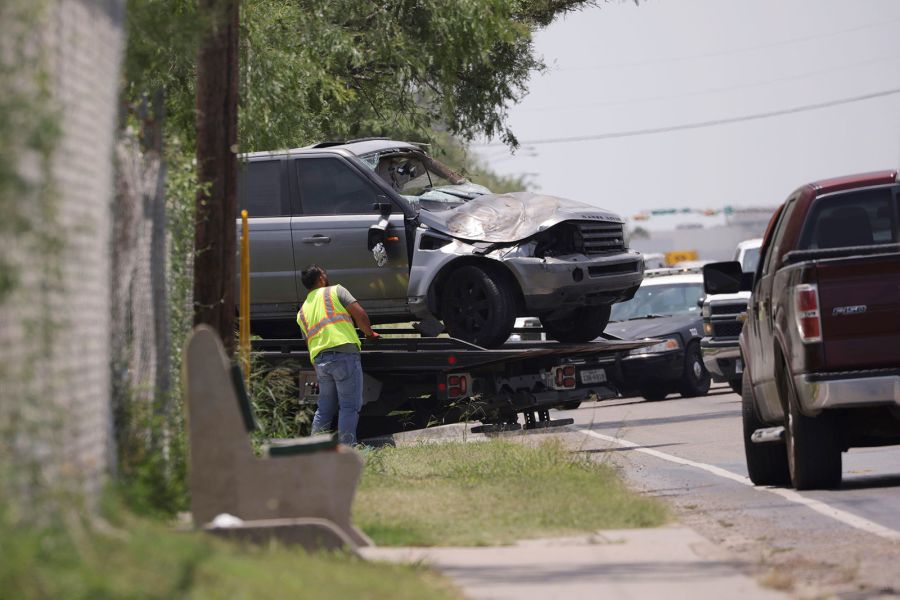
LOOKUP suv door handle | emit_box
[301,236,331,244]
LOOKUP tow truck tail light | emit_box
[794,284,822,343]
[551,365,577,389]
[446,373,471,399]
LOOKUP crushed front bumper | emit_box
[503,251,643,313]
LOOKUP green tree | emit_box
[116,0,596,514]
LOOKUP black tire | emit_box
[540,305,611,343]
[640,385,670,402]
[783,368,842,490]
[441,265,517,348]
[729,378,742,394]
[678,342,711,398]
[742,373,790,486]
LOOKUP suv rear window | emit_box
[238,160,287,217]
[799,187,897,250]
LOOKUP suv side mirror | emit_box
[703,261,751,295]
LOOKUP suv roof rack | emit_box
[344,137,389,144]
[309,140,346,148]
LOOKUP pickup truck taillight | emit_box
[794,283,822,343]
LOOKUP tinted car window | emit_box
[238,160,286,217]
[799,188,897,250]
[296,157,378,215]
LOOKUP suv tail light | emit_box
[551,365,577,390]
[794,284,822,343]
[446,373,472,399]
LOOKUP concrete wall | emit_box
[0,0,124,503]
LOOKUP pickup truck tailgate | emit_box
[817,252,900,370]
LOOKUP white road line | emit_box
[579,428,900,543]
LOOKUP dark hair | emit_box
[300,264,326,290]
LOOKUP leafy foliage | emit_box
[115,0,596,514]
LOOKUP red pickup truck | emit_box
[703,170,900,490]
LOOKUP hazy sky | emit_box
[473,0,900,230]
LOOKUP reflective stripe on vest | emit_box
[297,287,360,360]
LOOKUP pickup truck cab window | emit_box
[238,159,288,217]
[760,199,796,277]
[295,157,379,215]
[797,187,897,250]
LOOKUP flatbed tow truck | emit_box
[253,330,654,440]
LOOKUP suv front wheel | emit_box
[441,265,517,348]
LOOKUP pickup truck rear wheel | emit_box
[728,378,742,394]
[783,371,842,490]
[678,342,711,398]
[742,373,790,486]
[540,305,611,343]
[441,265,516,348]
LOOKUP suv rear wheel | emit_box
[441,265,516,348]
[742,373,790,486]
[540,305,611,343]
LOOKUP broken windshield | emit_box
[360,150,490,210]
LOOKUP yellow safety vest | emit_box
[296,286,361,361]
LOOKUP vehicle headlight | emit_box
[703,321,714,335]
[701,303,711,318]
[629,337,680,355]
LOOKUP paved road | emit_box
[555,384,900,597]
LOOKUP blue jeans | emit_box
[311,351,363,445]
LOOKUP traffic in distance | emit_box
[240,141,900,487]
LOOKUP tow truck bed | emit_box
[252,334,652,439]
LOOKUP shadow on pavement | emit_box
[439,560,748,586]
[839,472,900,491]
[572,442,685,454]
[578,409,740,431]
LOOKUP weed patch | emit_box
[0,496,460,600]
[355,438,667,546]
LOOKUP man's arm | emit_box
[346,301,378,338]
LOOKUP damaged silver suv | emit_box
[238,139,643,347]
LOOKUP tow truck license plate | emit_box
[580,369,607,384]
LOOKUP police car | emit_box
[604,269,710,402]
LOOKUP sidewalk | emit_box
[361,525,785,600]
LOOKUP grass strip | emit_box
[0,500,460,600]
[355,438,667,546]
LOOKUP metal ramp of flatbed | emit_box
[251,336,654,374]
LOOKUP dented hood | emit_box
[417,191,623,244]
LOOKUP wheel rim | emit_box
[692,359,703,379]
[447,275,491,333]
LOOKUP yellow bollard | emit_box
[240,209,251,383]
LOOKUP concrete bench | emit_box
[183,325,371,550]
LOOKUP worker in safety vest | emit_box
[297,264,379,445]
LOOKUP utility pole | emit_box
[194,0,239,354]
